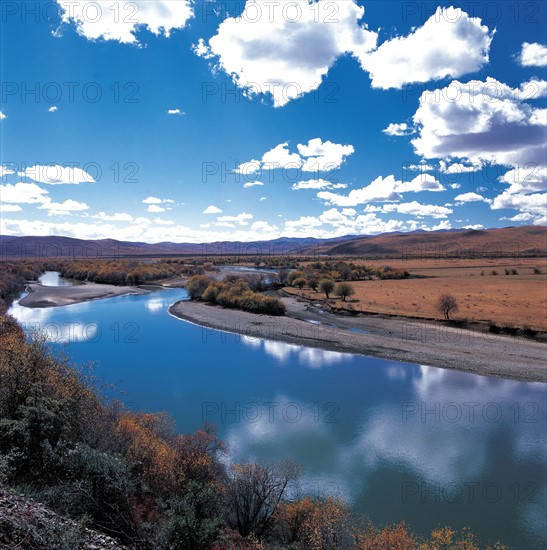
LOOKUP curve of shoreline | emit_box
[169,297,547,383]
[18,283,149,308]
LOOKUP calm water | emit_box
[9,283,547,549]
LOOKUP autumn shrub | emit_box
[196,278,286,316]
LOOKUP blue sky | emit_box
[1,0,546,242]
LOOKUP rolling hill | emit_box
[0,226,545,260]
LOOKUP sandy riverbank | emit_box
[169,296,547,383]
[19,282,149,308]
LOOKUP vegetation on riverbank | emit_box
[187,274,286,316]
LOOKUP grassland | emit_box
[288,258,547,331]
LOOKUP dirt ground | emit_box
[289,258,547,331]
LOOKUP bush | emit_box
[192,278,286,316]
[319,279,335,299]
[437,294,459,320]
[293,277,307,290]
[334,282,355,302]
[187,275,214,300]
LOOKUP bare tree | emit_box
[437,294,459,320]
[226,460,302,538]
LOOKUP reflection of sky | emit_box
[8,295,97,343]
[222,366,547,548]
[241,336,354,368]
[6,288,547,548]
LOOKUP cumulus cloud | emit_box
[409,77,547,223]
[383,122,413,136]
[217,212,253,226]
[38,199,89,216]
[411,78,547,168]
[0,166,15,178]
[48,106,58,112]
[292,179,346,191]
[167,108,184,115]
[382,201,453,218]
[243,180,264,188]
[56,0,193,44]
[142,196,174,211]
[261,142,303,169]
[203,205,222,214]
[519,42,547,67]
[234,160,261,175]
[251,221,278,232]
[197,0,377,107]
[147,205,165,213]
[0,204,22,213]
[237,138,355,175]
[0,182,50,204]
[297,138,355,171]
[90,212,133,222]
[360,7,493,89]
[317,174,444,206]
[0,111,6,120]
[20,164,95,184]
[454,192,490,203]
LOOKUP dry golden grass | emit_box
[286,259,547,331]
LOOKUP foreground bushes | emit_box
[188,275,286,316]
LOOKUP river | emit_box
[8,273,547,548]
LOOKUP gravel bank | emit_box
[169,296,547,383]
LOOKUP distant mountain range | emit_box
[1,226,545,260]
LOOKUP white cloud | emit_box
[454,192,490,203]
[361,7,493,89]
[0,182,50,204]
[142,196,174,208]
[147,205,165,213]
[297,138,354,171]
[0,166,15,178]
[90,211,133,222]
[317,173,445,206]
[235,160,261,175]
[292,179,346,191]
[48,106,58,112]
[261,142,303,169]
[217,212,253,226]
[284,216,323,230]
[56,0,193,44]
[318,175,401,206]
[243,180,264,188]
[259,196,267,202]
[38,199,89,216]
[499,165,547,195]
[0,204,22,212]
[450,183,462,189]
[0,111,6,121]
[395,174,445,193]
[21,164,95,184]
[251,221,278,232]
[412,78,547,168]
[519,42,547,67]
[382,201,453,218]
[167,108,184,115]
[237,138,354,175]
[439,160,483,174]
[383,122,413,136]
[462,224,484,230]
[203,205,222,214]
[198,0,377,107]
